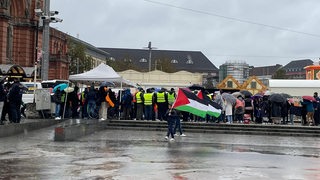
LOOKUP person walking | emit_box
[165,103,178,141]
[173,109,186,137]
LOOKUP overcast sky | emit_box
[50,0,320,67]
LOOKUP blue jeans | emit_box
[55,103,61,117]
[226,115,233,123]
[174,117,183,135]
[144,105,153,120]
[87,100,96,118]
[166,118,175,138]
[289,114,294,124]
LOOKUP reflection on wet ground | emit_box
[0,126,319,179]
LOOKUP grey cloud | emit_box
[51,0,320,67]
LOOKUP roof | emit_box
[69,63,136,87]
[99,48,218,73]
[67,35,110,60]
[282,59,314,69]
[249,64,282,76]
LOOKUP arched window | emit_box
[171,59,178,64]
[124,58,132,62]
[186,55,193,64]
[139,58,147,62]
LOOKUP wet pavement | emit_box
[0,121,319,180]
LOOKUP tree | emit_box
[155,58,176,73]
[67,40,92,75]
[272,68,287,79]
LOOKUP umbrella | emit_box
[268,93,286,103]
[302,95,316,102]
[222,93,237,105]
[100,81,115,87]
[232,91,244,98]
[187,84,204,91]
[240,90,252,98]
[53,83,68,93]
[64,87,74,93]
[280,93,292,99]
[252,93,263,99]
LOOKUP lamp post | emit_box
[144,42,156,72]
[39,0,62,81]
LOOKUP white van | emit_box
[21,82,42,104]
[21,80,69,104]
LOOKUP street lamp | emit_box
[143,42,156,72]
[38,0,62,81]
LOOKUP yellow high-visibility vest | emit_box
[136,91,143,103]
[144,93,153,105]
[168,93,175,103]
[157,92,165,103]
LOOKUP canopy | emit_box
[68,63,136,87]
[68,63,136,120]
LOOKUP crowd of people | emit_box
[53,85,186,141]
[212,91,320,126]
[1,76,318,130]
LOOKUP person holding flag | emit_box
[165,103,179,141]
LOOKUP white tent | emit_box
[68,63,136,120]
[69,63,136,87]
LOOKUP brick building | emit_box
[0,0,69,81]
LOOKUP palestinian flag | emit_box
[197,91,222,118]
[172,88,208,118]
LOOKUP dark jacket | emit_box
[8,82,22,104]
[0,83,5,102]
[165,108,180,121]
[53,89,62,104]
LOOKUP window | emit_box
[171,59,178,64]
[227,81,233,88]
[186,55,193,64]
[139,58,147,62]
[251,81,257,89]
[186,59,193,64]
[124,58,132,62]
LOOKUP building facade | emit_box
[219,61,250,84]
[282,59,313,79]
[0,0,69,81]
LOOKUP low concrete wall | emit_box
[0,120,60,138]
[54,119,108,141]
